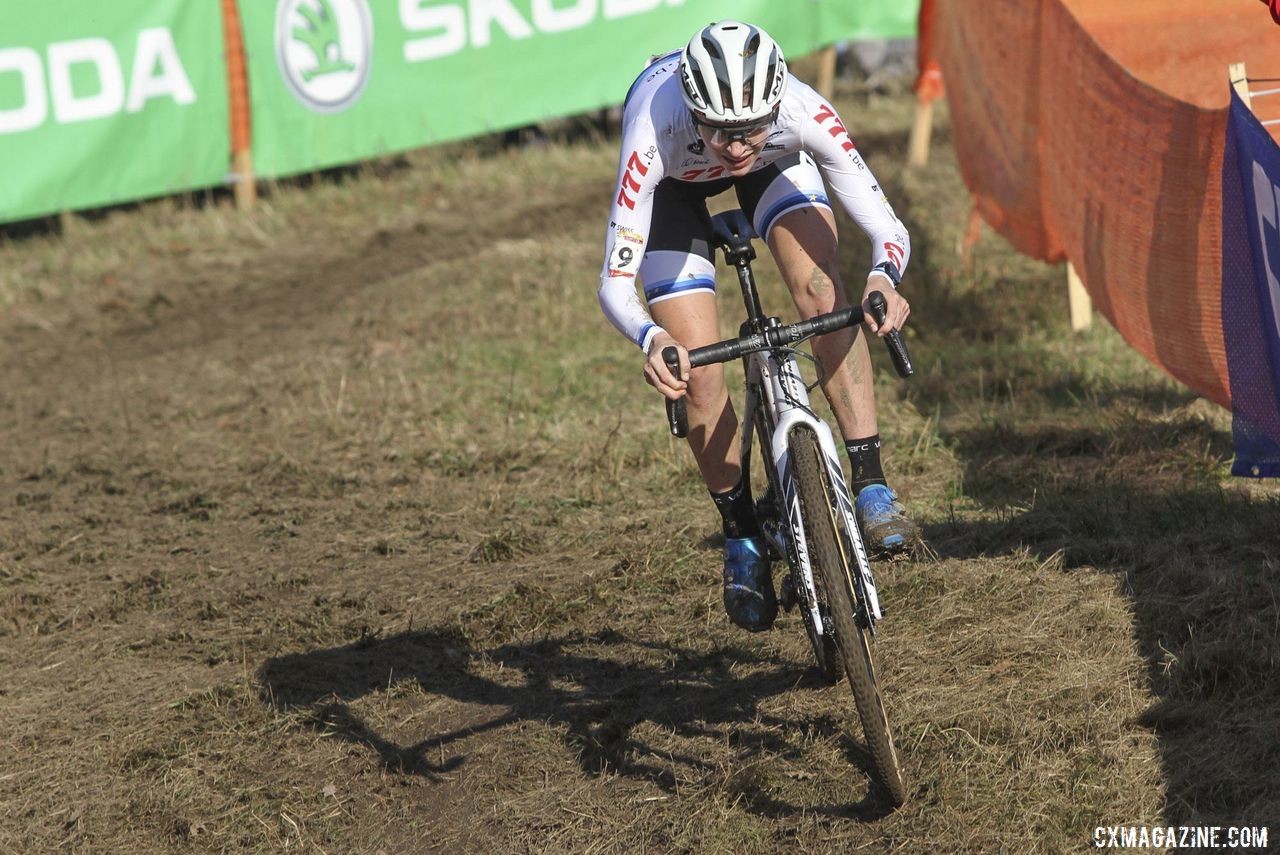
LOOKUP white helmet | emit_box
[679,20,788,125]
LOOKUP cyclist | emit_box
[598,20,917,632]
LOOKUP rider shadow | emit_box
[259,627,896,819]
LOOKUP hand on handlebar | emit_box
[861,274,910,337]
[644,331,689,401]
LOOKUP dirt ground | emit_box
[2,86,1277,853]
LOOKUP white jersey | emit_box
[599,53,911,352]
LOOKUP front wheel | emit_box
[789,426,907,807]
[752,403,839,683]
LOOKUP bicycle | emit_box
[660,209,914,806]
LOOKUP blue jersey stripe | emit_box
[760,191,831,237]
[644,276,716,301]
[636,322,657,347]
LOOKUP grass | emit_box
[1,77,1277,853]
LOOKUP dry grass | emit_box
[1,80,1277,853]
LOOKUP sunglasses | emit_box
[692,112,777,146]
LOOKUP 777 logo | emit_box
[813,104,855,153]
[616,151,650,210]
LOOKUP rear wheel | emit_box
[789,426,907,807]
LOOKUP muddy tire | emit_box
[789,426,907,807]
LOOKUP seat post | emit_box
[711,209,768,330]
[735,260,767,329]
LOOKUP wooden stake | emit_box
[1067,262,1092,332]
[1229,61,1251,108]
[233,150,257,209]
[815,45,837,100]
[908,98,934,167]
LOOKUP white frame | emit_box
[740,345,885,640]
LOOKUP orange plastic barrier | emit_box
[931,0,1280,408]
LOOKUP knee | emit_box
[685,364,727,410]
[791,262,843,317]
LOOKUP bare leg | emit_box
[648,292,741,493]
[766,206,877,440]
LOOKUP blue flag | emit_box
[1223,88,1280,477]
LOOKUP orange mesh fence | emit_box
[933,0,1280,409]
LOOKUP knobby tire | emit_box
[789,426,907,807]
[752,401,840,684]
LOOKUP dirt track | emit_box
[2,90,1277,853]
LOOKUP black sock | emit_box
[844,435,886,494]
[710,478,761,539]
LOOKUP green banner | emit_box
[240,0,919,178]
[0,1,229,223]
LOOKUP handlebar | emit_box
[663,290,913,438]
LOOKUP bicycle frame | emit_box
[705,207,884,634]
[739,335,885,635]
[661,208,909,633]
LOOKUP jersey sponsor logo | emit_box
[276,0,372,113]
[644,65,671,85]
[607,230,640,277]
[615,149,650,210]
[884,242,904,269]
[0,29,196,135]
[813,103,855,154]
[677,165,725,181]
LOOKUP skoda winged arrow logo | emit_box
[275,0,372,113]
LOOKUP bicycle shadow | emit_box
[918,415,1280,826]
[259,628,897,820]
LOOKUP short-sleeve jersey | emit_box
[599,52,911,351]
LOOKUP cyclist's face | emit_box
[693,113,775,176]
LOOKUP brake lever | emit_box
[867,291,914,378]
[662,346,689,438]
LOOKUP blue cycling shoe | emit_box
[854,484,918,556]
[722,536,777,632]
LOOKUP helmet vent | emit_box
[678,20,787,123]
[687,58,713,107]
